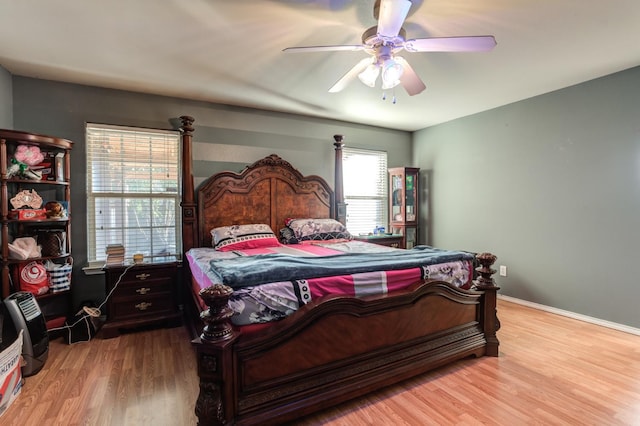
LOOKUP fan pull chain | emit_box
[381,90,398,104]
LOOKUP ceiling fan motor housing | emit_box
[362,25,406,48]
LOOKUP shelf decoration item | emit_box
[38,230,67,257]
[44,201,66,218]
[18,260,49,295]
[54,153,65,182]
[7,145,45,180]
[15,144,44,165]
[10,189,43,210]
[9,189,47,220]
[8,237,42,260]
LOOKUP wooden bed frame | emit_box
[178,116,500,425]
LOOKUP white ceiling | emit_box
[1,0,639,131]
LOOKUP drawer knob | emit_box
[136,273,151,281]
[135,302,153,311]
[136,287,151,295]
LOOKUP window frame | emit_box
[85,123,182,268]
[342,147,388,236]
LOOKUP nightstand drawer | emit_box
[110,294,175,319]
[119,265,177,284]
[115,279,173,298]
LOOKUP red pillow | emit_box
[211,224,281,252]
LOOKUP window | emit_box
[342,148,388,235]
[86,124,181,265]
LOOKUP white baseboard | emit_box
[498,294,640,336]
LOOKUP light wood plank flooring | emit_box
[3,300,640,425]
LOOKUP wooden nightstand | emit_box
[101,261,182,338]
[353,234,404,248]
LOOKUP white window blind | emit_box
[86,123,182,265]
[343,147,388,236]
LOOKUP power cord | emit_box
[48,263,136,344]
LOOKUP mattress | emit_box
[187,241,474,326]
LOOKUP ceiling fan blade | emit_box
[377,0,412,37]
[395,57,426,96]
[405,35,497,52]
[283,45,364,53]
[328,57,373,93]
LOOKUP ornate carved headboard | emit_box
[196,154,334,247]
[179,116,346,251]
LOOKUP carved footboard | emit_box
[192,253,499,426]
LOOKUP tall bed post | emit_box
[333,134,347,225]
[179,116,237,425]
[180,115,197,253]
[473,252,501,357]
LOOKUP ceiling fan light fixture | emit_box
[381,58,403,89]
[284,0,495,97]
[358,63,380,87]
[381,78,401,90]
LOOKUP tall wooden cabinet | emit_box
[1,129,73,329]
[388,167,419,249]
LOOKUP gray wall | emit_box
[0,65,12,128]
[12,77,411,307]
[413,65,640,328]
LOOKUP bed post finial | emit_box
[333,135,347,225]
[199,285,235,342]
[474,252,497,287]
[473,252,500,357]
[180,115,194,134]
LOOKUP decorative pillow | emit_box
[299,231,353,242]
[278,227,299,245]
[211,224,280,251]
[284,218,352,242]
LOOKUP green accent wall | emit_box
[0,66,12,128]
[414,65,640,328]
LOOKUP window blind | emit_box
[86,124,182,264]
[342,147,388,236]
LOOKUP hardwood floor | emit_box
[2,324,199,426]
[3,300,640,425]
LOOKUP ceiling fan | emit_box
[283,0,496,97]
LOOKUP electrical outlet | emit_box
[499,265,507,277]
